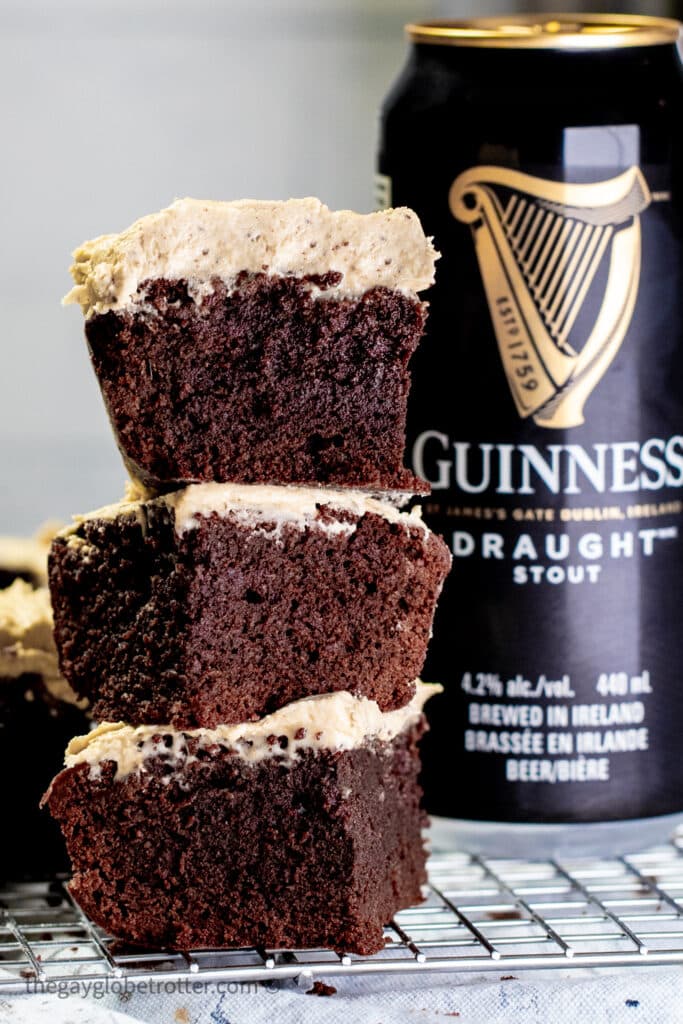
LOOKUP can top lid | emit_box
[406,14,682,50]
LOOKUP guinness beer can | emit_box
[378,15,683,854]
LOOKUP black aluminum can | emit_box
[378,15,683,849]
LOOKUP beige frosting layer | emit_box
[167,482,427,537]
[0,580,86,708]
[64,197,438,318]
[61,481,428,542]
[65,682,440,779]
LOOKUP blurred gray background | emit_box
[1,0,682,533]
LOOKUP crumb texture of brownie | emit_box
[46,724,427,954]
[49,489,451,727]
[85,275,428,491]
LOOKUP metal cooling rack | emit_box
[4,840,683,993]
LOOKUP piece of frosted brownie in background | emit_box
[49,483,451,728]
[0,523,61,590]
[45,683,437,953]
[1,581,89,879]
[64,198,437,493]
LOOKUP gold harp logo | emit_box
[450,166,651,428]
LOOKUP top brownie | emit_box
[64,198,438,493]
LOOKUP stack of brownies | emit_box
[44,197,451,954]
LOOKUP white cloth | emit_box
[3,966,682,1024]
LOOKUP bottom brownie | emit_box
[45,685,436,953]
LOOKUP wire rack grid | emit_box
[3,839,683,994]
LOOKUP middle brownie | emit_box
[49,483,451,727]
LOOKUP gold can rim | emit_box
[406,14,682,50]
